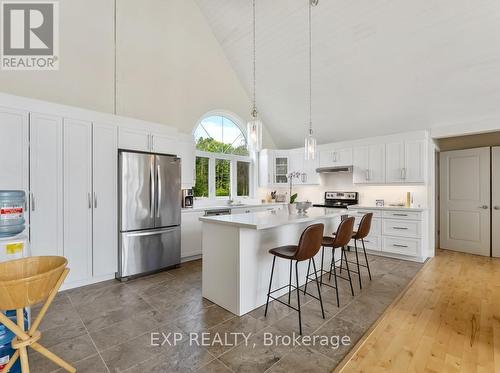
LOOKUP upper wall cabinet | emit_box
[118,127,151,152]
[0,107,28,191]
[353,144,386,184]
[319,147,352,168]
[386,140,426,183]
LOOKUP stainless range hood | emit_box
[316,166,353,173]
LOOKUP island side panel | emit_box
[238,217,340,315]
[201,221,241,314]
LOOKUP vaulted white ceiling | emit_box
[195,0,500,148]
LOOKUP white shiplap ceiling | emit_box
[195,0,500,148]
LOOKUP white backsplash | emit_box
[258,173,428,208]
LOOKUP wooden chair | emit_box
[0,256,75,373]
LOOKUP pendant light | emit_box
[304,0,318,160]
[247,0,262,152]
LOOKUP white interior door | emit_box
[64,118,93,283]
[440,147,490,256]
[92,122,118,277]
[30,113,63,256]
[492,147,500,257]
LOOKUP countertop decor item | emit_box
[376,199,385,207]
[295,201,312,215]
[0,256,75,372]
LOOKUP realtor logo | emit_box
[1,1,59,70]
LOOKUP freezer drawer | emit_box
[118,226,180,278]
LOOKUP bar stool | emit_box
[340,213,373,289]
[264,223,325,335]
[304,217,355,307]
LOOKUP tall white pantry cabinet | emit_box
[0,98,195,289]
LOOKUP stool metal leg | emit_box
[320,246,325,286]
[342,247,355,296]
[288,260,293,304]
[311,258,325,319]
[264,256,276,317]
[303,258,311,295]
[332,248,340,307]
[295,261,302,335]
[354,239,362,289]
[362,238,372,280]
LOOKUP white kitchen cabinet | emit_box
[303,153,320,185]
[274,152,289,185]
[353,144,385,184]
[63,119,93,284]
[288,150,304,185]
[118,127,150,152]
[319,147,352,168]
[177,137,196,189]
[181,210,204,258]
[92,122,118,278]
[29,113,63,257]
[259,149,273,187]
[0,107,28,191]
[386,140,426,183]
[151,132,178,155]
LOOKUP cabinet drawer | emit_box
[382,210,422,220]
[382,237,421,256]
[349,235,380,251]
[353,217,381,236]
[348,209,382,218]
[383,219,421,238]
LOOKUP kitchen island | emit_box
[199,207,346,316]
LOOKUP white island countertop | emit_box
[199,207,347,230]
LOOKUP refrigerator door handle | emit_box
[156,162,162,218]
[150,156,155,218]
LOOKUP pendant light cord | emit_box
[308,0,313,133]
[252,0,257,118]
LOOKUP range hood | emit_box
[316,166,353,173]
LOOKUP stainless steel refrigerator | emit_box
[117,150,181,280]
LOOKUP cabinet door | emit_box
[30,113,63,256]
[334,148,353,167]
[353,146,369,184]
[181,211,204,258]
[92,122,118,278]
[319,148,334,168]
[386,142,405,183]
[178,139,195,189]
[274,155,288,184]
[259,149,273,187]
[64,119,92,283]
[405,140,425,183]
[119,127,150,152]
[368,144,386,183]
[0,107,28,191]
[151,133,178,155]
[288,150,304,185]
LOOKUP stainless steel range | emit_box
[313,192,359,209]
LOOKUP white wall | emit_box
[0,0,276,148]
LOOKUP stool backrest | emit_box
[355,213,373,240]
[333,217,355,248]
[295,223,324,261]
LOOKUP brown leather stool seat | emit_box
[265,223,326,335]
[269,245,299,259]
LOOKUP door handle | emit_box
[156,163,161,218]
[93,192,97,208]
[478,205,489,209]
[392,227,409,230]
[393,244,408,248]
[365,169,370,181]
[88,192,92,209]
[30,192,35,211]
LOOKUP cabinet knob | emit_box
[494,206,500,210]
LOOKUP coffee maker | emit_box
[182,189,194,208]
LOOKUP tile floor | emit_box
[28,253,422,373]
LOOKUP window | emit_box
[193,113,253,199]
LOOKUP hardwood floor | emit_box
[337,249,500,373]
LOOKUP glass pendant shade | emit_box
[304,128,317,160]
[247,116,262,152]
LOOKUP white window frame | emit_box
[192,110,255,201]
[195,150,254,200]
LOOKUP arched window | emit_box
[193,113,252,199]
